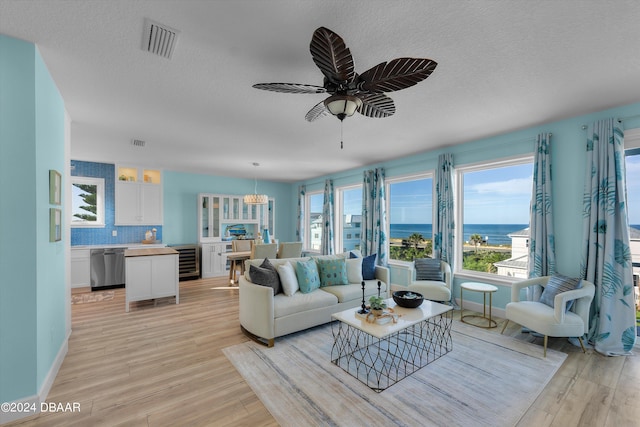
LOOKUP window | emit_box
[624,129,640,290]
[304,192,324,252]
[386,174,433,262]
[456,157,533,279]
[336,185,362,252]
[70,176,105,227]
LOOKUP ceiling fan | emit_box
[253,27,438,132]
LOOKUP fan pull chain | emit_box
[340,120,344,149]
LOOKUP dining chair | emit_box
[250,243,278,260]
[277,242,303,259]
[230,239,253,283]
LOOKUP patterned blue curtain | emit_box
[433,153,455,267]
[296,185,305,242]
[580,118,636,355]
[528,133,556,279]
[322,179,335,255]
[360,168,387,265]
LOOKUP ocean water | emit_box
[389,224,528,246]
[390,224,640,246]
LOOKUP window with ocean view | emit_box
[457,157,533,278]
[624,146,640,310]
[386,174,433,262]
[305,192,323,252]
[337,186,362,252]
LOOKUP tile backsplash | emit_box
[70,160,162,246]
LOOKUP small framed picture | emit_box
[50,208,61,242]
[49,170,61,205]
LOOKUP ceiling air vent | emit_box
[142,19,179,59]
[131,139,146,148]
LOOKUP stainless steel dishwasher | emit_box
[90,248,125,290]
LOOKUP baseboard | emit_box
[0,330,70,425]
[456,298,506,319]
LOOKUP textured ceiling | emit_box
[1,0,640,182]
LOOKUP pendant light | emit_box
[244,162,268,205]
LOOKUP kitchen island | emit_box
[124,247,179,312]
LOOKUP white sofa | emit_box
[239,253,390,346]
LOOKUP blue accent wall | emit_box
[70,160,163,245]
[294,102,640,309]
[0,35,66,403]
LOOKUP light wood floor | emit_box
[6,277,640,426]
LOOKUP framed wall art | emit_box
[50,208,61,242]
[49,169,61,205]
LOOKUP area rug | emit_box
[71,290,115,304]
[223,320,566,427]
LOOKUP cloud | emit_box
[468,176,532,196]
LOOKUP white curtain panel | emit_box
[322,179,335,255]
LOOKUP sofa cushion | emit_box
[249,259,281,295]
[414,258,443,281]
[316,257,348,287]
[245,256,310,281]
[539,274,583,310]
[277,261,299,296]
[321,280,387,304]
[273,288,338,318]
[295,259,321,294]
[346,257,363,283]
[350,252,377,280]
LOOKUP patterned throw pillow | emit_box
[414,258,444,281]
[249,259,282,295]
[277,261,299,296]
[316,258,348,287]
[295,259,321,293]
[539,274,583,310]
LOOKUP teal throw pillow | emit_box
[316,258,348,287]
[539,274,583,310]
[295,259,321,294]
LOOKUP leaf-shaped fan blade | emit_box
[358,58,437,93]
[305,101,330,122]
[357,93,395,118]
[309,27,355,85]
[253,83,326,94]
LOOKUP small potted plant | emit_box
[369,296,387,317]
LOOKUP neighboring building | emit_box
[494,227,530,278]
[496,227,640,288]
[343,214,362,252]
[309,212,322,251]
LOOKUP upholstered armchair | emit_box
[501,276,595,357]
[407,259,452,303]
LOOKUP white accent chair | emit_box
[407,260,452,303]
[501,276,595,357]
[250,243,278,260]
[277,242,303,259]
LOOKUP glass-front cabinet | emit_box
[198,193,273,243]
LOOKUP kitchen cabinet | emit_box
[124,248,179,312]
[200,242,232,278]
[198,193,274,243]
[70,248,90,288]
[115,165,163,225]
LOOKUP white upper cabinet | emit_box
[115,165,163,225]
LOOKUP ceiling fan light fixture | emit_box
[324,95,362,120]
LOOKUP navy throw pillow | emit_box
[361,253,377,280]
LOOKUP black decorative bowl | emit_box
[393,290,424,308]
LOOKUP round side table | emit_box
[460,282,498,328]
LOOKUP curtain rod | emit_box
[581,114,640,129]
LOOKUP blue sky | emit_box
[311,154,640,225]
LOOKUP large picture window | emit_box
[456,157,533,278]
[336,185,362,252]
[624,130,640,289]
[386,174,433,262]
[70,176,105,227]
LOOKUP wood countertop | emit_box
[124,247,179,257]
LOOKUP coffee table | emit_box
[331,299,453,392]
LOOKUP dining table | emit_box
[227,250,251,285]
